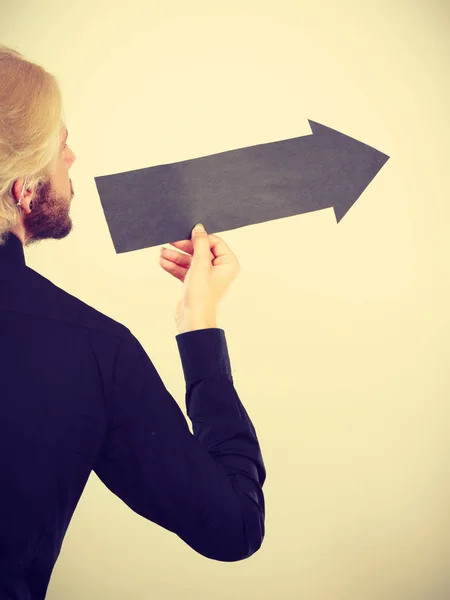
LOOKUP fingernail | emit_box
[193,223,204,231]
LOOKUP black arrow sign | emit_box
[94,120,389,254]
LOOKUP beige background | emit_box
[1,1,449,598]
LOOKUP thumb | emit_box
[191,223,209,260]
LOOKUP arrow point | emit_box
[333,151,390,223]
[307,120,390,222]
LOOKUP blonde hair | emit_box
[0,43,64,247]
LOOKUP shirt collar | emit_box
[0,232,26,267]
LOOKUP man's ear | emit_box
[12,179,32,202]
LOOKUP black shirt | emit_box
[0,232,266,600]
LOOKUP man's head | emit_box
[0,43,77,248]
[10,123,76,247]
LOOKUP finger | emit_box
[159,256,188,282]
[161,247,192,267]
[169,235,219,252]
[167,241,214,263]
[170,234,236,261]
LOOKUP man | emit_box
[0,45,266,599]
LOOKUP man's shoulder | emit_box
[23,265,132,342]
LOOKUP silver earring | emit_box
[16,199,33,210]
[16,178,28,208]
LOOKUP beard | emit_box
[24,178,73,247]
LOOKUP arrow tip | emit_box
[308,120,390,223]
[333,151,390,223]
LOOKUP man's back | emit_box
[0,233,266,599]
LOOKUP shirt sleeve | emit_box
[93,328,266,562]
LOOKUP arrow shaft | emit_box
[151,134,336,228]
